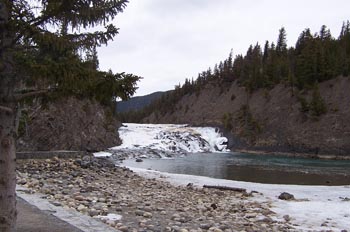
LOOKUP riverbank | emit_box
[17,156,295,231]
[235,149,350,160]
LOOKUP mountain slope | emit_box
[143,77,350,157]
[116,91,165,113]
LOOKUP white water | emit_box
[110,123,228,154]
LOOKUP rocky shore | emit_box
[16,156,295,232]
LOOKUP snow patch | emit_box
[96,213,122,221]
[93,151,112,157]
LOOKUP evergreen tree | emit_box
[262,40,270,64]
[276,27,288,54]
[275,27,289,81]
[310,83,327,117]
[295,28,318,88]
[338,21,350,76]
[0,1,140,230]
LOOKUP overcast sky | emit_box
[97,0,350,96]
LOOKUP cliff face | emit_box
[144,77,350,156]
[17,97,121,152]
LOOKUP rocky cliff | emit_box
[144,77,350,157]
[17,97,121,152]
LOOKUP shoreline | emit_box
[16,156,350,231]
[234,149,350,160]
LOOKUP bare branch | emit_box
[0,105,13,114]
[13,89,49,101]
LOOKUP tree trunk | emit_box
[0,108,17,232]
[0,1,17,231]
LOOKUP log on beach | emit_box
[203,185,247,193]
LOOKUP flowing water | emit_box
[123,152,350,185]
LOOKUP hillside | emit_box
[143,77,350,157]
[17,97,121,152]
[116,91,165,113]
[129,22,350,158]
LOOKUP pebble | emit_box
[143,212,153,218]
[135,210,145,216]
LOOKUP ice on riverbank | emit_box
[110,123,228,155]
[93,151,112,157]
[127,166,350,232]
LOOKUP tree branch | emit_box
[13,89,50,101]
[0,105,13,114]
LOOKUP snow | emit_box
[110,123,229,154]
[96,213,122,221]
[93,151,112,157]
[126,167,350,232]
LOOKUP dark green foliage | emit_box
[5,0,141,108]
[297,84,327,118]
[236,105,261,139]
[222,112,233,130]
[17,110,29,137]
[298,96,310,113]
[309,84,327,117]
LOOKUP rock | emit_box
[245,213,257,218]
[321,222,328,227]
[77,204,86,212]
[106,220,116,227]
[283,215,291,222]
[118,225,128,232]
[135,210,145,216]
[200,224,211,230]
[74,195,85,201]
[18,179,27,185]
[278,192,295,200]
[143,212,153,218]
[171,213,181,220]
[210,203,217,210]
[51,201,62,207]
[208,227,223,232]
[89,209,99,217]
[135,158,143,162]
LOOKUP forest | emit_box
[118,22,350,122]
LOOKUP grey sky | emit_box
[97,0,350,96]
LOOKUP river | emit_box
[123,152,350,185]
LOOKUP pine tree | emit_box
[310,83,327,117]
[295,28,318,88]
[276,27,288,54]
[338,21,350,76]
[0,1,140,231]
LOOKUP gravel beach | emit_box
[16,156,295,232]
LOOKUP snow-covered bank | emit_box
[127,166,350,232]
[110,123,228,155]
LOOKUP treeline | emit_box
[118,22,350,122]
